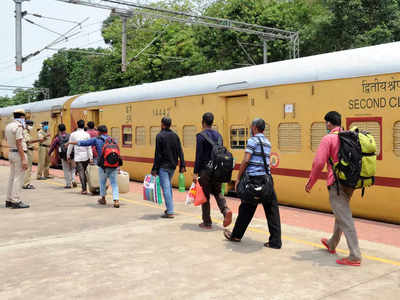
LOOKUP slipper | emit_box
[321,238,336,254]
[223,229,241,242]
[336,258,361,267]
[223,210,233,227]
[113,200,120,208]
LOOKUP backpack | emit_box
[330,127,376,196]
[58,134,71,160]
[199,131,234,183]
[99,136,123,168]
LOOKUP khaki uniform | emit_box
[23,128,34,187]
[5,120,27,203]
[37,129,51,178]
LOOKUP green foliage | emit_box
[3,0,400,108]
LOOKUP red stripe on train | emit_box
[120,156,400,188]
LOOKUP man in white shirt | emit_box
[67,120,93,194]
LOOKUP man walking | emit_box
[37,121,52,180]
[5,109,29,209]
[224,118,282,249]
[305,111,362,266]
[193,112,232,229]
[23,120,40,190]
[69,125,120,208]
[86,121,98,163]
[151,117,186,218]
[48,124,75,189]
[67,120,93,194]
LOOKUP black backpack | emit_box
[58,134,71,160]
[200,131,234,183]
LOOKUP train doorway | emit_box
[225,95,250,155]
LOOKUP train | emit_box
[1,42,400,224]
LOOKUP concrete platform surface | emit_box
[0,164,399,300]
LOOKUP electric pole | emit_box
[121,16,127,72]
[14,0,30,72]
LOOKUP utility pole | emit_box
[121,16,127,72]
[263,39,268,64]
[14,0,29,72]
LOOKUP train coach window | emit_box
[111,127,120,144]
[231,126,248,149]
[122,125,132,146]
[394,122,400,157]
[135,126,145,145]
[150,127,161,145]
[183,125,196,147]
[263,123,271,141]
[278,123,301,152]
[311,122,326,152]
[349,121,381,157]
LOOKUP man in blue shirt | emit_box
[69,125,120,208]
[225,118,282,249]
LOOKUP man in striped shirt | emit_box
[225,118,282,248]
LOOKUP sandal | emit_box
[81,191,88,195]
[264,242,281,249]
[113,200,120,208]
[223,229,241,242]
[98,198,106,205]
[336,257,361,267]
[22,184,35,189]
[321,238,336,254]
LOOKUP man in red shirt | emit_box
[305,111,361,267]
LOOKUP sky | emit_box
[0,0,110,97]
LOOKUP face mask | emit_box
[28,126,33,131]
[43,125,49,131]
[15,118,26,128]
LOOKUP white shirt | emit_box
[67,128,93,162]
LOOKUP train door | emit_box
[50,110,62,166]
[89,109,100,127]
[225,95,250,164]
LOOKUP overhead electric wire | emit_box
[24,18,66,38]
[28,13,80,25]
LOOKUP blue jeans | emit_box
[98,167,119,200]
[159,168,175,214]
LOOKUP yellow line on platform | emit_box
[45,179,400,267]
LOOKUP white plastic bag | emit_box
[185,182,196,205]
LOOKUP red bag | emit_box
[194,182,207,206]
[100,137,122,168]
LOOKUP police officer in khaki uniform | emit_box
[37,121,52,180]
[5,109,29,209]
[23,120,41,189]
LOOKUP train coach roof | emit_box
[0,96,73,116]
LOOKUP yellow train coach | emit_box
[1,42,400,224]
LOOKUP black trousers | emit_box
[198,169,228,225]
[76,160,89,191]
[232,189,282,248]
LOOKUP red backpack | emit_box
[99,137,122,168]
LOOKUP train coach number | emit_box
[153,107,171,117]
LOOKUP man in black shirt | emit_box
[193,112,232,229]
[152,117,186,218]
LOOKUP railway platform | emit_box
[1,161,399,300]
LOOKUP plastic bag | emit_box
[194,182,207,206]
[185,182,196,205]
[143,174,163,205]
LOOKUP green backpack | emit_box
[330,127,376,195]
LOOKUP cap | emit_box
[26,120,34,126]
[13,109,26,116]
[41,121,49,126]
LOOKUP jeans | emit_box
[98,167,119,200]
[61,159,74,187]
[159,168,175,214]
[76,160,89,191]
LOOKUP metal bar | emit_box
[236,39,256,65]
